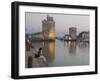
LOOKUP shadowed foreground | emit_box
[25,48,48,68]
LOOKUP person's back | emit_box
[34,48,42,58]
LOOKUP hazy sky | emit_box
[25,12,89,37]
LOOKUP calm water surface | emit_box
[30,39,89,67]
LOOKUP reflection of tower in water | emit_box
[64,41,76,54]
[42,41,55,63]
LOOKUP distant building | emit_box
[82,31,89,40]
[63,34,72,40]
[69,27,77,40]
[81,31,89,42]
[78,31,89,42]
[42,15,55,40]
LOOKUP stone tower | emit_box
[42,15,55,40]
[69,27,77,40]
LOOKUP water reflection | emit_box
[26,39,89,67]
[78,41,89,48]
[43,41,55,63]
[64,41,76,54]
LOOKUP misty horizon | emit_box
[25,12,89,37]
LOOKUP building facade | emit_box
[42,15,55,40]
[81,31,89,42]
[78,31,90,42]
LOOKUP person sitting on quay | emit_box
[35,47,47,62]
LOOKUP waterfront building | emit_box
[78,31,90,42]
[63,34,72,40]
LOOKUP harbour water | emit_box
[26,39,89,68]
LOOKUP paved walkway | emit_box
[25,48,48,68]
